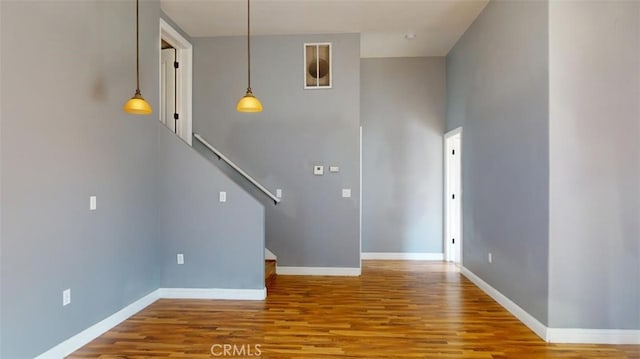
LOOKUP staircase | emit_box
[265,259,277,288]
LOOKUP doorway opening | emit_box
[159,19,192,145]
[444,127,462,264]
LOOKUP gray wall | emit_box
[0,1,161,357]
[361,57,445,253]
[192,34,361,268]
[157,127,264,289]
[0,1,267,357]
[548,0,640,330]
[446,0,550,324]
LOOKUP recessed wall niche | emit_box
[304,43,332,89]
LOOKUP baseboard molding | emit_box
[35,289,161,359]
[35,286,266,358]
[158,287,266,300]
[361,252,443,260]
[276,266,361,276]
[461,267,640,344]
[546,328,640,344]
[460,267,548,340]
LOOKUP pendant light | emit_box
[236,0,263,113]
[124,0,152,115]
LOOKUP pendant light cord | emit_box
[136,0,141,94]
[247,0,251,91]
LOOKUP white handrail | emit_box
[194,133,281,205]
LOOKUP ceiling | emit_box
[160,0,489,58]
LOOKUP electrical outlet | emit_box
[342,189,352,198]
[177,254,184,264]
[219,191,226,203]
[276,189,282,198]
[89,196,97,211]
[329,166,340,173]
[488,253,492,264]
[62,288,71,306]
[313,165,324,175]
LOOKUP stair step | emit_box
[265,260,276,288]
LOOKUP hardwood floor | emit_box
[70,261,639,358]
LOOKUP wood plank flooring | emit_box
[70,261,639,358]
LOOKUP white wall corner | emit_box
[361,252,443,261]
[276,266,361,276]
[35,289,160,359]
[460,267,548,341]
[462,267,640,345]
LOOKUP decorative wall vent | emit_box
[304,43,332,89]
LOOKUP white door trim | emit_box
[444,127,463,264]
[359,125,363,269]
[159,19,193,146]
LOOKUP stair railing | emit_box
[194,133,281,205]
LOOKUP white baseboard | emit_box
[461,267,548,340]
[35,286,266,358]
[546,328,640,345]
[35,289,161,359]
[276,266,361,276]
[461,267,640,344]
[361,252,443,260]
[158,287,266,300]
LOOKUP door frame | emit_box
[444,127,463,264]
[159,19,193,145]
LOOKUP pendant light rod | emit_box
[247,0,251,90]
[135,0,141,93]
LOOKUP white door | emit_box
[161,48,177,133]
[445,128,462,264]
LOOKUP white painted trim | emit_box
[546,328,640,345]
[158,287,266,300]
[461,267,548,341]
[359,125,363,267]
[361,252,444,261]
[443,127,463,265]
[265,248,277,260]
[276,266,361,276]
[35,290,161,359]
[462,267,640,344]
[159,18,193,146]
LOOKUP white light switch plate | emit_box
[314,165,324,175]
[329,166,340,173]
[219,191,226,202]
[342,189,352,198]
[89,196,97,211]
[177,254,184,264]
[63,288,71,306]
[276,189,282,198]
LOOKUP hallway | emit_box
[69,261,639,358]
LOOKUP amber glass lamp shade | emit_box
[124,91,152,115]
[236,88,263,113]
[124,0,152,116]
